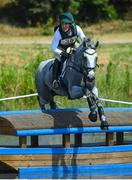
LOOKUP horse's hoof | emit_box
[88,111,97,122]
[100,121,109,130]
[50,101,58,109]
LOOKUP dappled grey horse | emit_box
[35,39,108,130]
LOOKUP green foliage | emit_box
[78,0,117,23]
[103,3,117,19]
[39,18,54,35]
[0,0,131,26]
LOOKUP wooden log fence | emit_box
[0,107,132,178]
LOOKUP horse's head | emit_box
[67,39,99,82]
[63,39,99,99]
[81,39,99,82]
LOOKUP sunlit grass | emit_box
[0,43,132,110]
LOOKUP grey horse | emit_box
[35,39,108,130]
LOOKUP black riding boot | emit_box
[52,59,61,88]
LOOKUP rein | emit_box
[61,41,97,79]
[64,47,96,75]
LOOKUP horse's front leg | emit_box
[86,89,109,130]
[86,90,98,122]
[91,86,109,130]
[96,98,109,130]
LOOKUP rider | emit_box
[51,12,86,88]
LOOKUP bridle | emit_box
[64,46,97,77]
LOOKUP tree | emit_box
[78,0,117,23]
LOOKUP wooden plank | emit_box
[0,109,132,133]
[0,173,17,179]
[116,132,124,145]
[74,134,82,147]
[0,151,131,161]
[106,132,114,146]
[1,157,132,170]
[0,151,132,169]
[19,136,27,148]
[63,134,70,147]
[0,117,16,135]
[31,136,39,147]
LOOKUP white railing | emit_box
[0,93,132,105]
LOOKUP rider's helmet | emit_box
[59,12,74,24]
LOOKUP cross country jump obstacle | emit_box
[0,107,132,178]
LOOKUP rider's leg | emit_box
[52,59,61,88]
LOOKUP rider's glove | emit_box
[60,51,69,61]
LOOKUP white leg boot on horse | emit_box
[87,91,109,130]
[97,101,109,130]
[87,96,98,122]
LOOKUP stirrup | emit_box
[52,80,60,89]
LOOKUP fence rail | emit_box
[0,93,132,105]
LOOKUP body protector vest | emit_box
[57,24,78,50]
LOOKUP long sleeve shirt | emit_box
[51,25,86,58]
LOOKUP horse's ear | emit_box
[95,41,99,48]
[83,37,91,47]
[83,39,87,47]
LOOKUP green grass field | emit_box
[0,41,131,110]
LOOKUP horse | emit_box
[35,39,109,130]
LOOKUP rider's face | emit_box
[61,22,71,33]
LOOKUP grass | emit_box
[0,20,132,37]
[0,44,51,66]
[97,43,132,107]
[0,42,132,111]
[0,20,131,110]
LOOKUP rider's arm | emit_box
[76,25,86,41]
[51,28,62,57]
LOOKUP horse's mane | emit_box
[73,42,85,62]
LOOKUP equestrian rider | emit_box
[51,12,86,88]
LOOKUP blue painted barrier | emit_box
[16,126,132,136]
[18,163,132,178]
[0,107,132,116]
[0,145,132,155]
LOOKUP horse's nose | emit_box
[87,71,95,82]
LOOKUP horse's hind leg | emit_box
[35,71,53,111]
[50,98,58,109]
[37,96,46,110]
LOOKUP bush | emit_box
[38,18,54,36]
